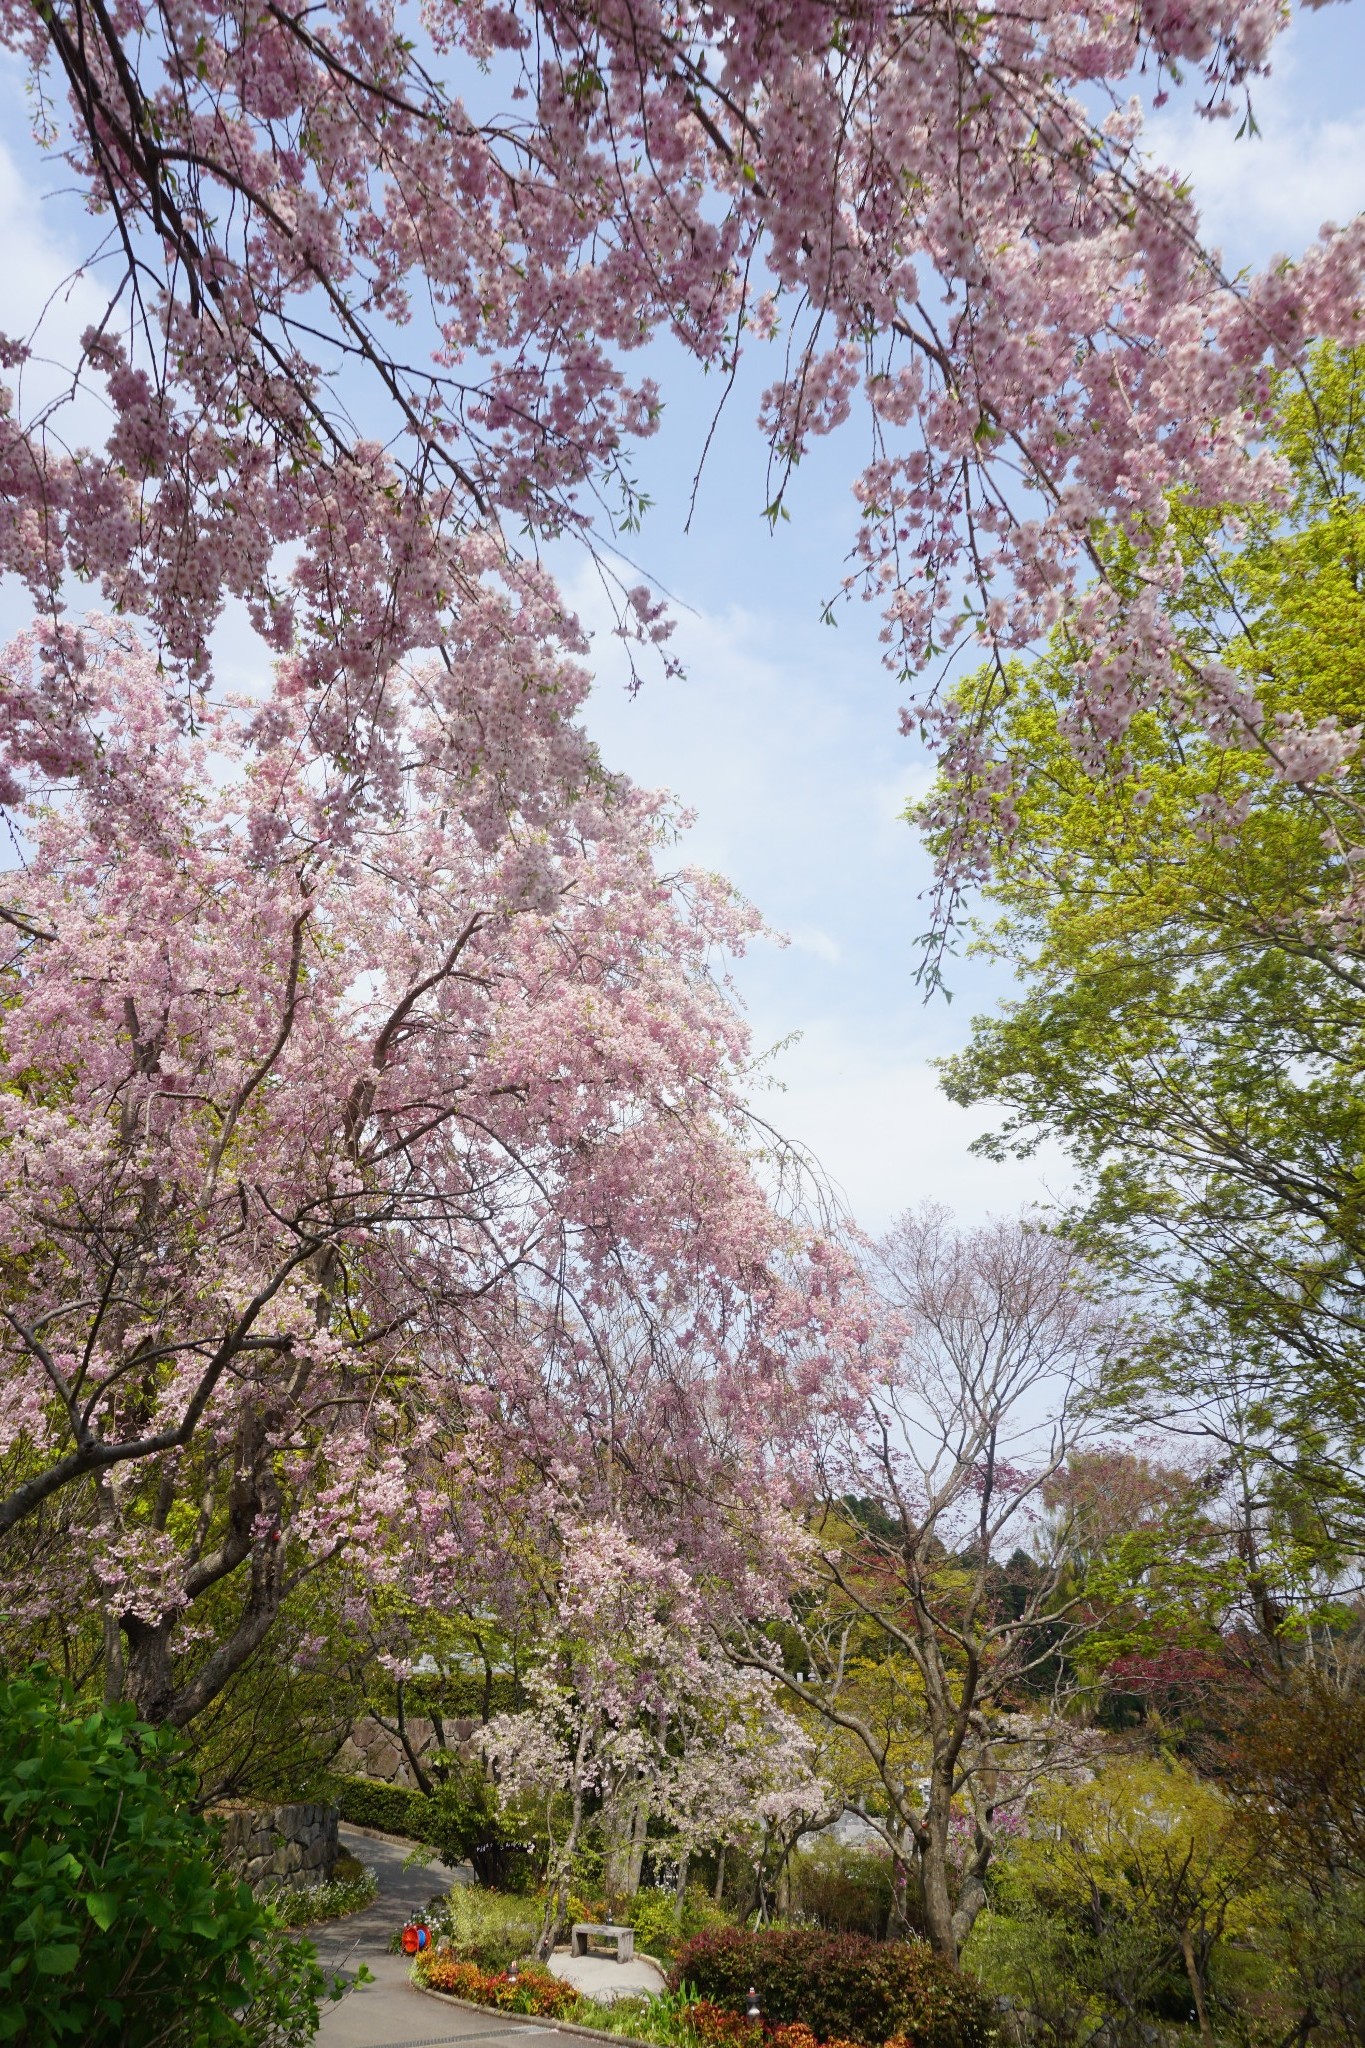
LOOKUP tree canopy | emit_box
[929,346,1365,1568]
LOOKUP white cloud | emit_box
[0,126,108,435]
[787,924,842,964]
[1147,105,1365,265]
[575,568,1068,1231]
[747,1017,1073,1234]
[1141,9,1365,272]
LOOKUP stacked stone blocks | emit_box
[213,1800,340,1893]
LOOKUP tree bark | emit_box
[379,1680,434,1795]
[1179,1922,1216,2048]
[627,1793,649,1894]
[538,1714,593,1960]
[918,1806,958,1961]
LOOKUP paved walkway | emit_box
[311,1828,629,2048]
[546,1951,666,2002]
[312,1825,483,2047]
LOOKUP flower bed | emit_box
[414,1948,992,2048]
[414,1952,582,2017]
[275,1860,378,1929]
[414,1966,866,2048]
[687,2002,861,2048]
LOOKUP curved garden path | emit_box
[311,1826,659,2047]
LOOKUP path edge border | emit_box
[409,1982,668,2048]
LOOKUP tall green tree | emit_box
[922,346,1365,1607]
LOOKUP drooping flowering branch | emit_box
[0,616,852,1726]
[1,1,1361,947]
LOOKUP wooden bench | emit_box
[570,1922,635,1962]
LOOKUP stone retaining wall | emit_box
[214,1800,340,1892]
[332,1710,479,1786]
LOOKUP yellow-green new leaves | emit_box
[919,346,1365,1581]
[1007,1760,1259,1942]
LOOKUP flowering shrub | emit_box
[276,1860,379,1929]
[687,2002,861,2048]
[414,1952,581,2018]
[685,2000,755,2047]
[670,1929,997,2048]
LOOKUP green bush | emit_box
[669,1928,998,2048]
[961,1910,1095,2048]
[328,1772,427,1837]
[420,1761,499,1870]
[425,1883,543,1967]
[789,1844,894,1939]
[626,1887,733,1963]
[328,1769,533,1888]
[0,1669,330,2047]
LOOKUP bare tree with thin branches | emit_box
[740,1205,1127,1962]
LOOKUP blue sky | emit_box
[570,2,1365,1232]
[2,4,1364,1233]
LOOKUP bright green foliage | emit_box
[0,1669,330,2047]
[1010,1761,1256,1961]
[965,1905,1172,2048]
[621,1886,732,1964]
[967,1760,1260,2048]
[328,1770,431,1837]
[966,1745,1365,2048]
[328,1760,504,1877]
[924,344,1365,1575]
[423,1882,543,1968]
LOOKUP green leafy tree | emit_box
[922,345,1365,1611]
[0,1669,331,2047]
[975,1759,1261,2048]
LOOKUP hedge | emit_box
[369,1673,526,1719]
[327,1773,536,1889]
[328,1774,429,1838]
[668,1929,997,2048]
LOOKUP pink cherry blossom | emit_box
[0,617,858,1725]
[0,0,1359,945]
